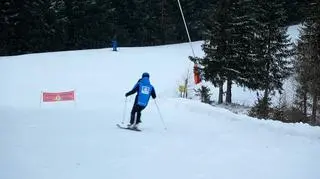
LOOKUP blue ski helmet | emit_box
[142,72,150,78]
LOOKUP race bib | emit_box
[141,86,151,94]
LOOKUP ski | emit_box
[116,124,141,132]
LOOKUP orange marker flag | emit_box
[194,64,201,84]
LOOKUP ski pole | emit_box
[154,99,167,130]
[121,97,128,124]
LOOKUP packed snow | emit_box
[1,25,320,179]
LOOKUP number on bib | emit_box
[141,86,150,94]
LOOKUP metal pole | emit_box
[154,99,167,130]
[121,97,128,124]
[176,0,196,57]
[176,0,200,97]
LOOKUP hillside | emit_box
[1,25,320,179]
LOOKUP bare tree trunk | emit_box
[263,88,269,101]
[303,91,307,116]
[312,94,317,124]
[262,88,270,118]
[226,78,232,104]
[184,78,188,98]
[218,82,223,104]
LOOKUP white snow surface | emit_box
[1,25,320,179]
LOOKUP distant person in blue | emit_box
[112,40,118,51]
[125,72,156,129]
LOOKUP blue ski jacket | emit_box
[126,77,156,107]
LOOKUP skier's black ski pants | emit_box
[130,104,146,125]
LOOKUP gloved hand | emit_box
[125,93,129,97]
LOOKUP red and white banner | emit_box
[42,91,75,102]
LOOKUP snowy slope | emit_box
[1,99,320,179]
[1,25,320,179]
[0,42,202,109]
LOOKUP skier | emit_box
[112,40,118,51]
[125,72,156,129]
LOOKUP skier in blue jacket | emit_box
[125,72,156,129]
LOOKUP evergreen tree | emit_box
[248,92,272,119]
[79,0,116,49]
[24,0,57,53]
[295,2,320,124]
[293,34,310,119]
[224,0,257,103]
[189,0,230,104]
[194,85,212,104]
[252,0,293,103]
[111,0,132,46]
[190,0,257,104]
[132,0,164,46]
[0,0,27,55]
[0,0,17,55]
[171,0,208,42]
[46,0,69,51]
[0,0,309,56]
[283,0,309,26]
